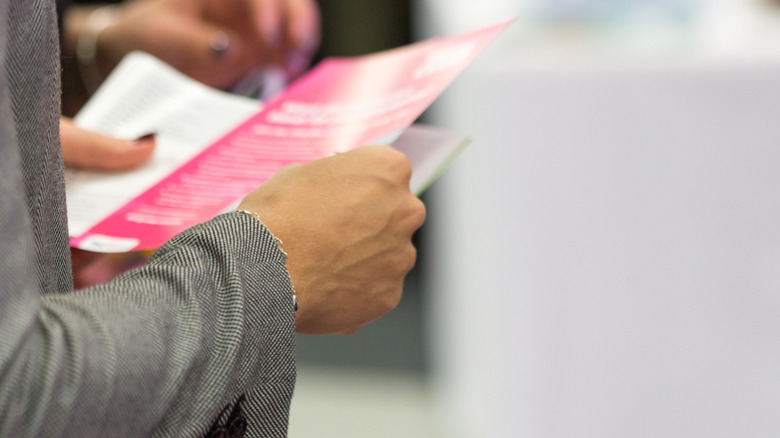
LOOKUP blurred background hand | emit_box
[62,0,321,113]
[60,117,156,171]
[61,117,158,288]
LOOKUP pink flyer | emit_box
[70,19,513,252]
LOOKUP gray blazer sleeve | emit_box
[2,214,297,437]
[0,0,297,436]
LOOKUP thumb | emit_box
[60,118,155,171]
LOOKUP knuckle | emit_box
[363,145,412,180]
[405,244,418,272]
[396,243,418,274]
[408,197,426,227]
[275,162,303,177]
[396,196,426,233]
[386,149,413,180]
[378,285,403,314]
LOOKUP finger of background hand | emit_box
[154,16,250,88]
[282,0,321,54]
[61,120,155,171]
[279,0,320,77]
[250,0,284,49]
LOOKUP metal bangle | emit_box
[75,5,118,95]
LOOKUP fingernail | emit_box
[210,31,231,58]
[134,133,157,143]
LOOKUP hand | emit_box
[60,117,156,171]
[64,0,320,91]
[238,146,426,335]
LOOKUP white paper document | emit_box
[67,53,261,237]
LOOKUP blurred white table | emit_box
[425,51,780,438]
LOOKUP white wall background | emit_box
[416,1,780,437]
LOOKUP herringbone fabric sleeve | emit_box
[1,214,298,437]
[0,0,297,436]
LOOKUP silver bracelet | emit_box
[237,210,299,312]
[76,5,119,95]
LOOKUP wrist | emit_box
[236,210,299,314]
[63,5,119,95]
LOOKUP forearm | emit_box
[0,213,296,436]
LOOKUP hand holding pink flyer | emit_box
[67,19,513,253]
